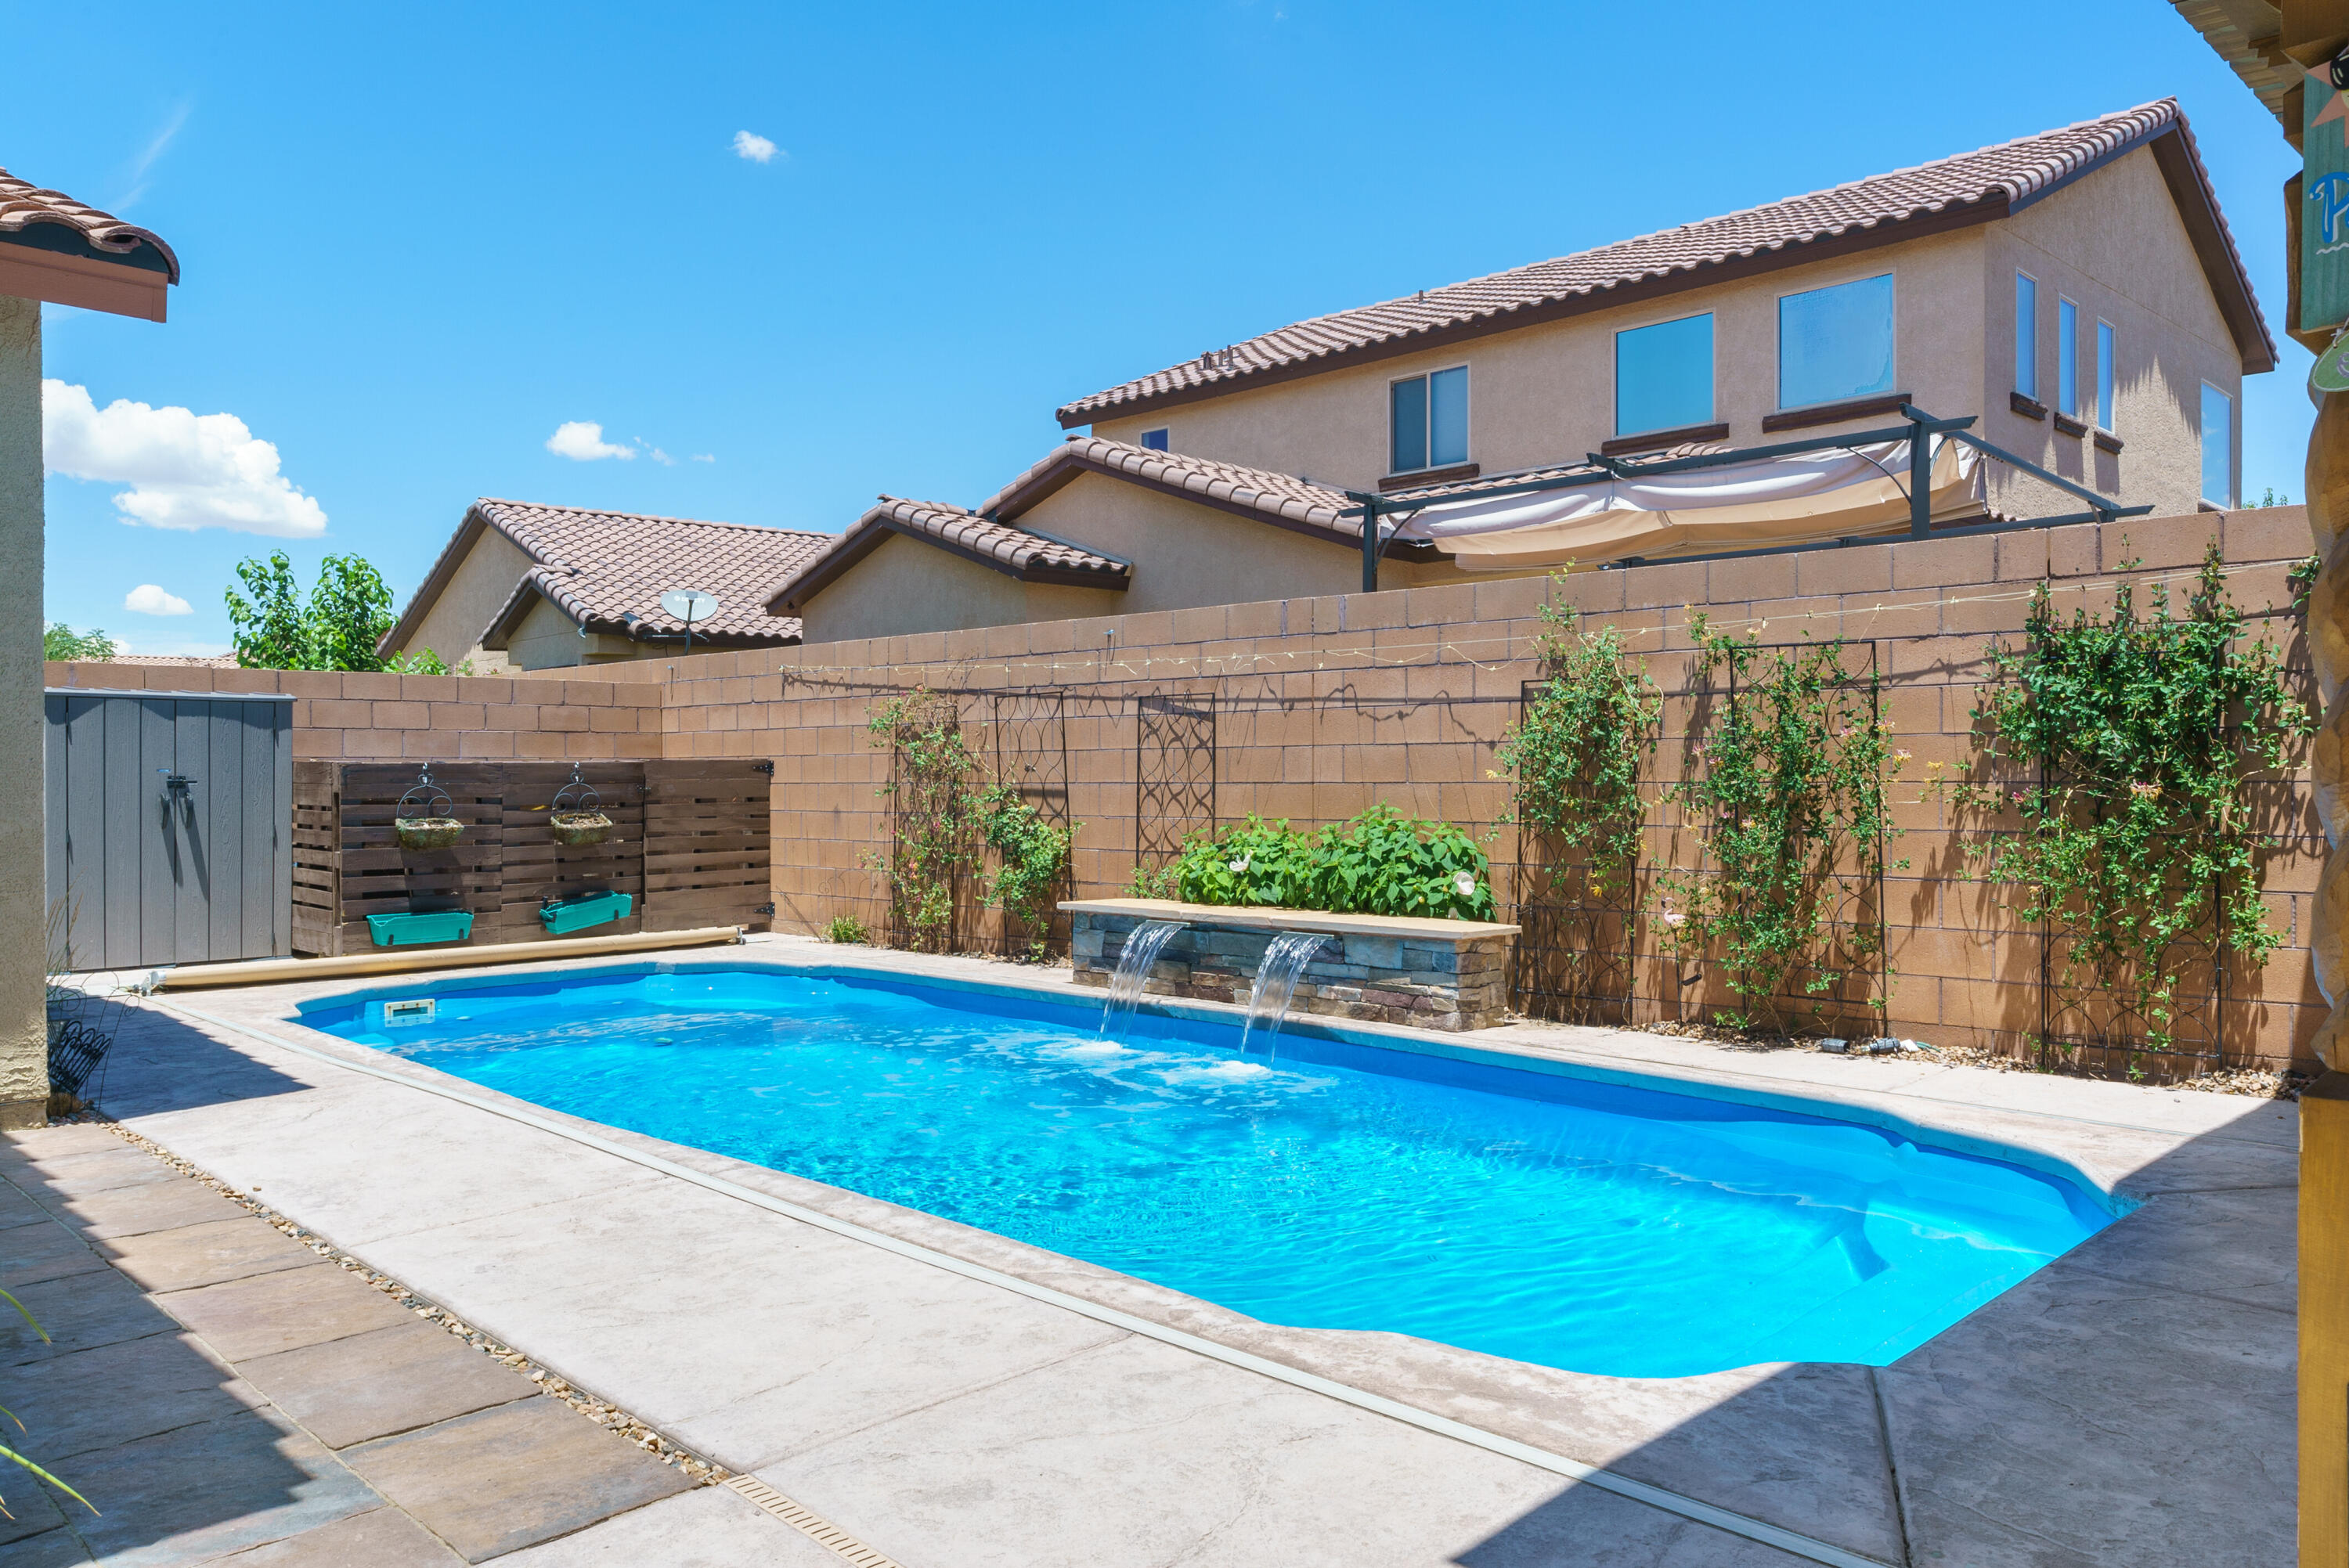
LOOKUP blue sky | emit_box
[8,1,2313,656]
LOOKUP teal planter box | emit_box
[539,890,631,936]
[366,910,474,948]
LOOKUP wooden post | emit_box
[2308,1074,2349,1566]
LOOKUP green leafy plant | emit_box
[1494,597,1660,903]
[1139,806,1495,921]
[41,623,117,661]
[824,914,868,944]
[384,647,474,676]
[1940,543,2314,1061]
[224,550,400,672]
[865,690,1079,955]
[1658,622,1904,1031]
[3,1286,95,1522]
[976,784,1078,958]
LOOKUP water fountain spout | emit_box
[1239,931,1331,1064]
[1098,919,1185,1043]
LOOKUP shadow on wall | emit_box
[1454,1102,2296,1566]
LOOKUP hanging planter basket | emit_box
[546,765,614,846]
[550,810,613,847]
[394,766,466,851]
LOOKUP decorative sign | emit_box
[2317,326,2349,395]
[2304,64,2349,335]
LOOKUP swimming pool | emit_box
[303,964,2119,1379]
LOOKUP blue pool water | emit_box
[304,965,2118,1379]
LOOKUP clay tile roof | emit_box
[984,436,1365,542]
[1059,99,2270,425]
[765,493,1130,612]
[0,168,179,281]
[386,499,832,657]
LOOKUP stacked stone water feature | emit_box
[1064,899,1517,1032]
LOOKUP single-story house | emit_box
[382,498,830,672]
[2,166,177,1126]
[766,437,1466,645]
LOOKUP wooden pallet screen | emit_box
[291,759,770,956]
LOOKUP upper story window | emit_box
[1140,428,1169,451]
[1391,365,1468,474]
[2014,272,2037,400]
[1615,313,1714,436]
[2095,321,2116,431]
[2056,297,2079,417]
[2201,382,2235,506]
[1777,273,1894,409]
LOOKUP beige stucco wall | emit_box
[1983,144,2245,521]
[796,531,1124,647]
[392,524,530,675]
[0,296,45,1126]
[1019,475,1460,610]
[1092,228,1991,491]
[794,477,1485,646]
[503,591,640,670]
[1092,151,2253,527]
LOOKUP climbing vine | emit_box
[1939,544,2314,1058]
[1493,600,1661,903]
[865,690,1078,957]
[1658,621,1904,1032]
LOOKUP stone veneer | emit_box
[1065,899,1517,1032]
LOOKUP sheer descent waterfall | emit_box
[1099,919,1185,1042]
[1239,932,1330,1064]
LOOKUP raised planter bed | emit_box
[1062,898,1520,1032]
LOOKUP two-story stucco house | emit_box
[772,99,2272,646]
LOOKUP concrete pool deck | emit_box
[44,935,2295,1565]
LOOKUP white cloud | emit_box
[648,446,676,467]
[117,102,191,211]
[546,420,635,462]
[691,453,715,463]
[733,130,779,163]
[42,380,328,537]
[124,584,192,616]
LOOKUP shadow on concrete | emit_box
[1,1149,377,1563]
[1452,1106,2297,1567]
[91,1004,316,1118]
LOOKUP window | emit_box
[1615,313,1713,435]
[2056,297,2078,417]
[1777,274,1894,409]
[2014,272,2037,400]
[2095,321,2116,431]
[2200,382,2234,506]
[1390,365,1468,473]
[1140,428,1169,452]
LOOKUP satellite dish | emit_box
[659,589,720,623]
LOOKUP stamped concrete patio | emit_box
[10,935,2296,1566]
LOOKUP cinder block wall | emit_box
[40,665,667,761]
[609,506,2323,1068]
[44,506,2323,1066]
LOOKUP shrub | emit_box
[1138,806,1495,921]
[824,914,868,945]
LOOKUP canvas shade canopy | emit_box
[1391,437,1984,570]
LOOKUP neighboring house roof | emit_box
[1058,99,2273,427]
[767,496,1131,611]
[0,168,180,280]
[107,653,240,669]
[764,436,1450,614]
[384,498,830,658]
